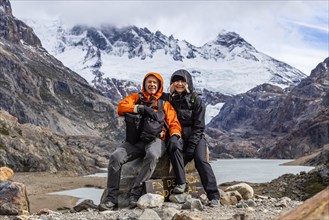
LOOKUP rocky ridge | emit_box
[0,110,113,174]
[0,0,121,138]
[207,57,329,160]
[0,0,122,173]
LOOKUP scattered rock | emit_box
[137,193,164,209]
[73,199,98,212]
[0,167,14,181]
[139,208,161,220]
[225,183,254,200]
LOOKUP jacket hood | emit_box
[142,72,164,100]
[170,69,194,92]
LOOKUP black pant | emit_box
[104,138,166,204]
[169,137,220,200]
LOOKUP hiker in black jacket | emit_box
[167,69,220,207]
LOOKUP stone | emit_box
[169,193,191,204]
[162,207,179,220]
[35,208,50,215]
[0,167,14,181]
[173,212,202,220]
[0,181,29,215]
[225,183,254,200]
[73,199,98,212]
[199,194,209,205]
[227,190,243,201]
[190,199,204,211]
[138,209,161,220]
[137,193,164,209]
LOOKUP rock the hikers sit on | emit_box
[99,72,182,211]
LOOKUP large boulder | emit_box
[276,186,329,220]
[0,181,29,215]
[224,183,254,200]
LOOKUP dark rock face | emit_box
[0,13,123,137]
[0,0,41,47]
[0,110,117,173]
[0,38,121,137]
[207,57,329,159]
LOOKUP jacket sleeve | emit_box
[117,93,139,116]
[188,95,205,148]
[163,101,182,137]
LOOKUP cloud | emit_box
[10,0,329,74]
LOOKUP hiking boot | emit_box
[209,199,220,207]
[98,201,117,211]
[173,183,187,194]
[128,195,139,209]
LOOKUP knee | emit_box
[193,154,206,164]
[144,152,159,164]
[170,148,183,157]
[108,152,124,171]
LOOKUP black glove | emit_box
[184,146,195,162]
[167,135,182,152]
[137,105,157,120]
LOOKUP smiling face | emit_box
[144,75,159,95]
[173,80,187,94]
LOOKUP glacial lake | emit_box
[49,159,315,204]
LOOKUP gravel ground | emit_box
[2,196,303,220]
[5,172,304,220]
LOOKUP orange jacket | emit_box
[118,72,181,139]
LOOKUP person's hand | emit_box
[137,105,157,120]
[184,147,195,162]
[136,105,145,114]
[167,135,182,152]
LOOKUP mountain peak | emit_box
[214,30,254,49]
[0,0,42,47]
[0,0,12,15]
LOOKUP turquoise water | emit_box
[49,159,315,204]
[210,158,314,184]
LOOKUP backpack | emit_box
[139,99,165,143]
[124,94,166,144]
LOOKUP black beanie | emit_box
[171,75,186,83]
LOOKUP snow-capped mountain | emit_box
[24,19,306,96]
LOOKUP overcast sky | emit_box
[10,0,329,75]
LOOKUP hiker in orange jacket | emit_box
[99,72,182,210]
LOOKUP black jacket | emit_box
[170,93,205,151]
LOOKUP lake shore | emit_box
[11,156,313,214]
